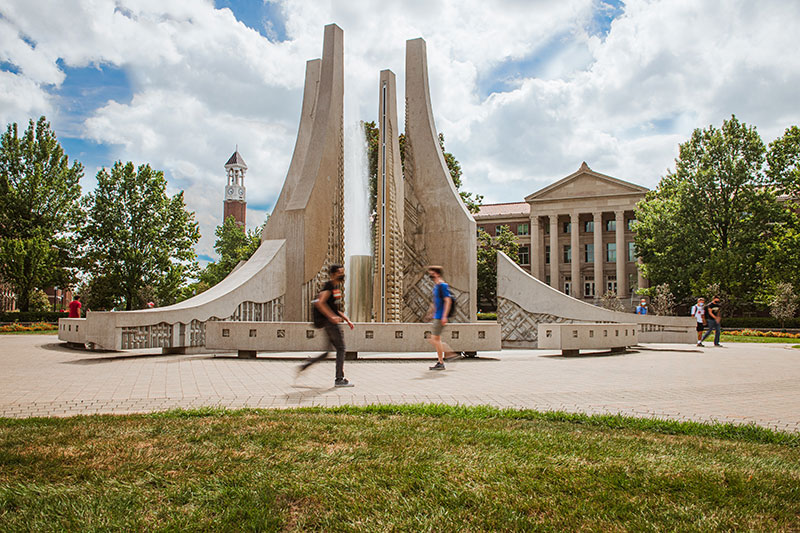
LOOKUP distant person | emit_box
[298,264,355,387]
[690,297,707,346]
[635,299,648,315]
[701,296,723,347]
[425,266,455,371]
[68,295,82,318]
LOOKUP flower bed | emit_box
[726,329,800,339]
[0,322,59,333]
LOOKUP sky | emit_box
[1,0,799,264]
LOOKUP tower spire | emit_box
[223,147,247,228]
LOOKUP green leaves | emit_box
[194,216,261,291]
[0,117,83,310]
[78,161,200,310]
[636,115,795,309]
[477,226,519,309]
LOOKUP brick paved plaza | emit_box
[1,334,798,432]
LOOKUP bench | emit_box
[537,323,638,356]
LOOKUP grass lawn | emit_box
[720,334,799,343]
[1,405,798,531]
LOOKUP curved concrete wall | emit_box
[497,251,695,347]
[402,38,478,323]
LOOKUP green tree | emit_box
[635,115,781,308]
[0,116,83,311]
[79,161,200,310]
[769,282,798,330]
[767,125,800,197]
[476,226,519,311]
[196,216,261,289]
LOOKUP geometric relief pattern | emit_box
[497,297,577,346]
[120,322,173,350]
[402,274,469,323]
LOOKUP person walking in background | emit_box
[635,299,648,315]
[425,266,455,371]
[690,297,707,346]
[68,295,82,318]
[298,264,355,387]
[701,296,723,347]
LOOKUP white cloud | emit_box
[1,0,799,257]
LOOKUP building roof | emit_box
[225,149,248,169]
[525,162,648,202]
[475,201,530,219]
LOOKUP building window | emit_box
[545,245,550,264]
[627,218,636,231]
[584,220,594,233]
[607,276,617,294]
[606,242,616,262]
[628,242,636,262]
[564,281,572,296]
[495,225,503,236]
[477,225,484,233]
[584,281,595,298]
[585,243,594,263]
[518,245,530,265]
[563,245,571,264]
[563,222,571,234]
[606,219,616,232]
[517,223,529,235]
[546,275,551,286]
[544,223,550,234]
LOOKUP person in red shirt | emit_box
[68,295,82,318]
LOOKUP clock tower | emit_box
[223,147,247,228]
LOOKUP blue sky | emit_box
[1,0,799,263]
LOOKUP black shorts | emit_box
[696,322,705,332]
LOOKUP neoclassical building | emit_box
[475,162,649,303]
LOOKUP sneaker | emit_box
[429,362,446,371]
[334,378,354,387]
[714,344,723,348]
[697,342,704,347]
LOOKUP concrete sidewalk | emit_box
[1,335,798,432]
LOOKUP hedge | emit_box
[723,317,800,329]
[477,312,497,320]
[0,311,67,323]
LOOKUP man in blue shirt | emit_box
[635,299,648,315]
[425,265,454,370]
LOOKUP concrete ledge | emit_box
[206,321,501,354]
[58,318,87,344]
[538,323,638,355]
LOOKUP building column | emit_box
[570,212,580,298]
[549,214,559,288]
[615,210,627,298]
[530,215,541,279]
[593,211,603,298]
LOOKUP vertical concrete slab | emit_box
[403,38,478,322]
[373,69,405,322]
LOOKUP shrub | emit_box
[0,311,65,323]
[477,312,497,320]
[727,329,800,339]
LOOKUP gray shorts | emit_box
[432,319,444,337]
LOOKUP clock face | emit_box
[237,187,244,198]
[226,186,235,196]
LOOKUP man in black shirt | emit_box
[298,264,355,386]
[701,296,723,347]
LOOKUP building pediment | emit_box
[525,162,648,203]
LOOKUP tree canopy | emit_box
[195,216,261,290]
[477,225,519,311]
[0,117,83,311]
[635,115,794,310]
[78,161,200,310]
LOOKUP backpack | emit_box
[438,283,457,318]
[311,299,327,328]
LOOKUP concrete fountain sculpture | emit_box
[59,24,497,355]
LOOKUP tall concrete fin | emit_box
[263,23,345,320]
[403,38,477,322]
[373,70,405,322]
